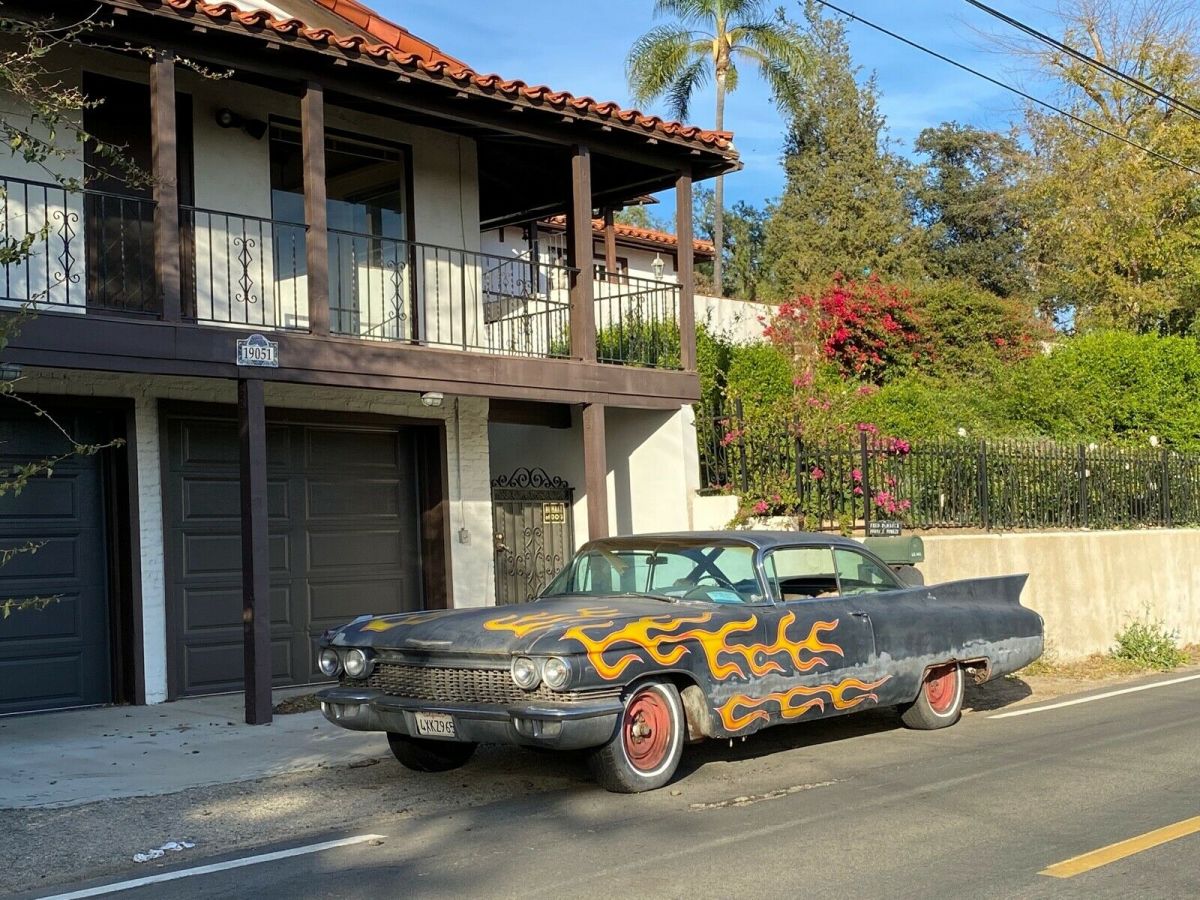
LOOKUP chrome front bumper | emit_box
[316,687,623,750]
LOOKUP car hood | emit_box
[327,595,698,657]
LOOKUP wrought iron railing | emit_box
[327,230,574,357]
[698,406,1200,532]
[593,273,681,369]
[0,175,158,315]
[181,207,308,330]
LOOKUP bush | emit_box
[905,278,1047,375]
[724,343,793,415]
[1112,610,1187,670]
[1004,331,1200,448]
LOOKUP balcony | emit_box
[1,177,682,371]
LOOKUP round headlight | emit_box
[541,657,572,691]
[343,648,369,679]
[318,648,341,677]
[511,656,540,690]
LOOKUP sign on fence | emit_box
[867,520,903,537]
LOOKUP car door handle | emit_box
[850,611,871,620]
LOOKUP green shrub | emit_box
[1112,609,1187,670]
[1004,331,1200,448]
[725,343,793,415]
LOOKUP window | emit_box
[269,125,411,334]
[834,549,902,594]
[765,547,839,600]
[544,541,762,603]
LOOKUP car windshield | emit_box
[542,539,763,604]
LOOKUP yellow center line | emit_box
[1041,815,1200,878]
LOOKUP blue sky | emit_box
[377,1,1062,210]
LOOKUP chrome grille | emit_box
[352,663,620,705]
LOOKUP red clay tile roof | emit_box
[142,1,735,152]
[304,0,467,69]
[543,215,717,258]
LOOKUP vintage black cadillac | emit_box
[316,532,1043,792]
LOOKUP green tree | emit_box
[763,2,919,297]
[627,0,810,295]
[1021,0,1200,333]
[693,186,767,300]
[912,123,1030,298]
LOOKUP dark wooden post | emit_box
[676,171,696,371]
[150,52,181,323]
[566,145,596,361]
[582,402,608,538]
[602,207,618,282]
[302,83,330,337]
[239,378,272,725]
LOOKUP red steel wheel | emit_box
[923,664,961,716]
[588,679,685,792]
[900,662,964,729]
[623,688,672,773]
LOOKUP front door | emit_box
[491,468,574,605]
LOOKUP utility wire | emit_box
[963,0,1200,124]
[811,0,1200,178]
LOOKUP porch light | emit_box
[652,253,665,281]
[420,391,444,408]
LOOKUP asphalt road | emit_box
[23,674,1200,900]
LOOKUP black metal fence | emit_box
[698,401,1200,531]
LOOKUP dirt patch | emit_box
[272,693,321,715]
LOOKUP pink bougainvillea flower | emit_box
[753,500,770,515]
[811,467,825,480]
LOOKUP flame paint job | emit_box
[717,675,892,731]
[562,612,844,683]
[483,608,622,638]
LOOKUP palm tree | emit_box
[627,0,808,294]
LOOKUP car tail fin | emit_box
[928,573,1029,606]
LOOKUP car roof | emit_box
[583,531,867,551]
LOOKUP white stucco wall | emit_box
[697,294,769,345]
[489,405,699,546]
[14,368,494,703]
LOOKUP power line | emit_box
[811,0,1200,178]
[963,0,1200,124]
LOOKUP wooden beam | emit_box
[567,145,596,361]
[582,402,609,539]
[6,312,701,406]
[150,52,181,323]
[603,207,618,283]
[676,170,697,372]
[238,377,272,725]
[302,82,330,337]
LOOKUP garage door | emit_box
[0,409,113,714]
[163,410,425,697]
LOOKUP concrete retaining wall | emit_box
[917,530,1200,661]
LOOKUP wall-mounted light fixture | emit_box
[420,391,444,408]
[652,253,665,281]
[215,107,267,140]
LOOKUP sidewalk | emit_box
[0,691,385,810]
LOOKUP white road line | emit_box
[989,672,1200,719]
[39,834,387,900]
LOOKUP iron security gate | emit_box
[491,468,574,605]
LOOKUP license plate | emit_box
[414,711,457,739]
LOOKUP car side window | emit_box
[834,548,902,594]
[766,547,839,600]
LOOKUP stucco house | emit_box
[0,0,740,719]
